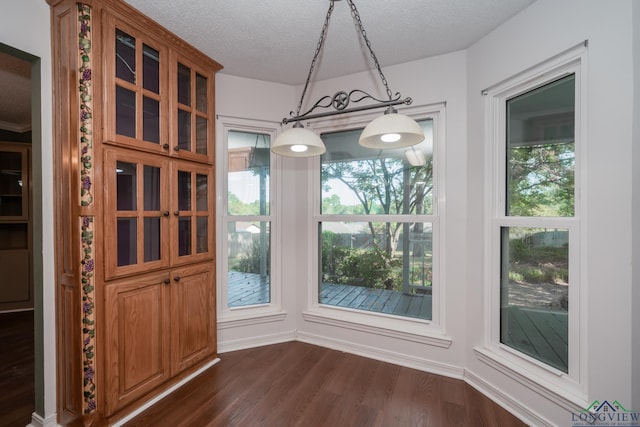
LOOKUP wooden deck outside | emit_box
[228,271,432,320]
[319,283,432,320]
[501,306,568,372]
[228,271,271,307]
[228,272,568,371]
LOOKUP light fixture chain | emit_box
[347,0,394,101]
[296,0,335,117]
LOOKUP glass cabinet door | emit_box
[105,148,170,278]
[105,14,168,153]
[171,161,213,265]
[172,55,214,164]
[0,146,28,219]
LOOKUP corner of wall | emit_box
[631,0,640,412]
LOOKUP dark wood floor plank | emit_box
[0,311,34,427]
[124,341,527,427]
[293,389,341,427]
[359,359,401,410]
[256,346,340,426]
[380,366,441,426]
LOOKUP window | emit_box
[501,75,575,372]
[483,44,586,395]
[317,117,439,322]
[224,129,272,309]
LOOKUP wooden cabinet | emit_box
[99,7,219,418]
[104,147,171,279]
[169,263,216,374]
[0,143,32,310]
[49,0,221,423]
[170,160,215,267]
[103,12,168,155]
[104,271,170,414]
[102,12,216,164]
[170,54,216,164]
[103,263,215,414]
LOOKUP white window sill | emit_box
[473,345,587,412]
[218,308,287,329]
[302,305,452,348]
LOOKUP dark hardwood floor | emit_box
[0,311,35,427]
[125,341,526,427]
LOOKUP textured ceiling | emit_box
[123,0,536,85]
[0,0,537,131]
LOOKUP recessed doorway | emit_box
[0,43,40,426]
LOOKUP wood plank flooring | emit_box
[124,341,526,427]
[0,310,35,427]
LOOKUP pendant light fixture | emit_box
[271,0,425,157]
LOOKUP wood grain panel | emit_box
[104,272,170,415]
[170,262,215,375]
[51,1,83,423]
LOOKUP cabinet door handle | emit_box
[162,211,170,217]
[174,145,180,151]
[162,143,170,150]
[174,211,180,217]
[163,278,170,285]
[173,276,181,282]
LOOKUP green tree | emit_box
[322,158,433,255]
[508,141,574,217]
[228,192,263,216]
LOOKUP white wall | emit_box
[466,0,635,425]
[0,0,56,424]
[631,0,640,413]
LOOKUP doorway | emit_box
[0,43,40,426]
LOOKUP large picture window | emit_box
[318,119,437,321]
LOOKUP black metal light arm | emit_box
[282,0,411,126]
[283,90,412,124]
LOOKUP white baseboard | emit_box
[464,369,553,427]
[27,412,62,427]
[295,330,465,379]
[217,330,295,353]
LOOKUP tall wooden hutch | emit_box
[48,0,221,423]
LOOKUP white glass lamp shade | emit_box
[359,111,425,149]
[272,124,326,157]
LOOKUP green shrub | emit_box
[335,247,402,290]
[236,238,270,274]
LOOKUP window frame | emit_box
[303,103,451,346]
[216,117,285,326]
[479,43,588,403]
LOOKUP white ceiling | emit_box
[123,0,536,85]
[0,0,536,132]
